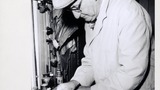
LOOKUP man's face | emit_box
[70,0,101,22]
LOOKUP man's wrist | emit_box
[70,80,80,89]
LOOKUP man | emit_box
[52,0,153,90]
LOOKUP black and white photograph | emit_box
[0,0,158,90]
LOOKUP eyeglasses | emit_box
[65,0,82,13]
[70,5,81,12]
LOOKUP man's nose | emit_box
[72,10,81,19]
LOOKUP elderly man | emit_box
[52,0,153,90]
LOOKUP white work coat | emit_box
[71,0,152,89]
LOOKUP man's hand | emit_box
[77,86,91,90]
[53,80,79,90]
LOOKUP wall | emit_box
[0,0,34,90]
[155,0,160,90]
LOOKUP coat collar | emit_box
[88,0,110,45]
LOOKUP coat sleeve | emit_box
[91,2,152,90]
[71,45,94,86]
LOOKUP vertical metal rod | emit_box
[32,0,41,89]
